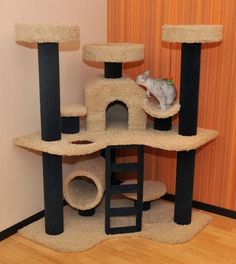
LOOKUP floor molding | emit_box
[0,210,45,241]
[0,195,235,241]
[163,193,236,219]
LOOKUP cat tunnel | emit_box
[63,156,105,216]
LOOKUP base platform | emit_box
[18,199,212,252]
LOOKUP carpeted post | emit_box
[154,117,172,131]
[61,116,80,134]
[178,44,201,136]
[104,62,122,78]
[38,43,64,235]
[174,43,201,225]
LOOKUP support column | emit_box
[174,43,201,225]
[38,43,64,235]
[154,117,172,131]
[104,62,122,78]
[61,116,80,134]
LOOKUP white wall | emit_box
[0,0,107,231]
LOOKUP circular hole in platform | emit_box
[71,140,93,145]
[68,177,98,208]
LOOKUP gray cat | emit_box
[136,70,176,110]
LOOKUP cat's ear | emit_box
[143,70,150,78]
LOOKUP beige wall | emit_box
[0,0,107,231]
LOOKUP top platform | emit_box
[162,25,223,43]
[15,24,80,43]
[83,43,144,63]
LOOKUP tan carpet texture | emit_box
[142,98,181,118]
[18,200,212,252]
[162,24,223,43]
[122,180,166,202]
[63,156,105,210]
[85,75,147,131]
[83,43,144,62]
[61,104,87,117]
[15,24,80,43]
[13,126,219,156]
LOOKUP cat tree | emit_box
[14,23,222,242]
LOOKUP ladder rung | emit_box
[106,225,140,235]
[109,207,137,217]
[110,184,139,194]
[111,162,140,172]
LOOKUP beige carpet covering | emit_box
[142,98,181,118]
[85,75,147,131]
[13,126,219,156]
[122,180,166,202]
[162,24,223,43]
[83,43,144,62]
[18,200,211,253]
[61,104,87,117]
[63,156,105,210]
[15,24,80,43]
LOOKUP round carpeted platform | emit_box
[122,180,166,202]
[162,24,223,43]
[18,199,212,252]
[15,24,80,43]
[61,104,87,117]
[142,98,181,118]
[83,43,144,62]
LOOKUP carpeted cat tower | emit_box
[14,23,223,252]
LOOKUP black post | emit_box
[178,43,201,136]
[61,116,80,134]
[136,145,144,231]
[174,43,201,225]
[38,43,64,235]
[154,117,172,131]
[104,62,122,78]
[42,153,63,234]
[174,150,196,224]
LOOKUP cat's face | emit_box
[136,74,147,85]
[136,70,150,86]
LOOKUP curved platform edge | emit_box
[142,99,181,118]
[13,127,219,156]
[15,23,80,43]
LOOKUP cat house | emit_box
[85,75,147,131]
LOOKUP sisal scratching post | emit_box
[162,24,223,225]
[15,23,80,235]
[63,156,105,216]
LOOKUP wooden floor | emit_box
[0,213,236,264]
